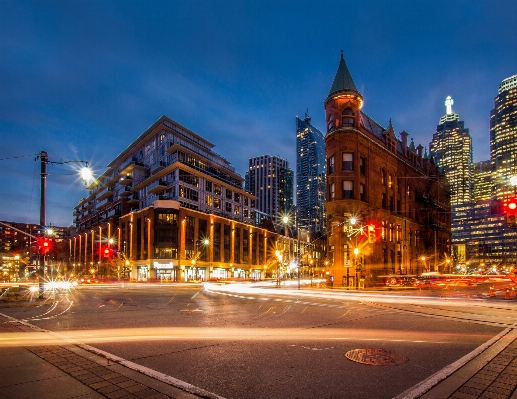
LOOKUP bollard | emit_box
[505,288,511,300]
[489,286,495,297]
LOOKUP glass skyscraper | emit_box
[491,75,517,199]
[245,155,294,222]
[430,97,474,249]
[296,113,326,236]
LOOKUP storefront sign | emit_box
[153,262,173,269]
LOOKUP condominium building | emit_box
[245,155,294,223]
[72,116,285,281]
[296,113,326,236]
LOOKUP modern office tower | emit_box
[430,96,474,207]
[430,97,474,264]
[296,112,327,236]
[324,52,451,287]
[473,161,492,201]
[245,155,294,223]
[490,75,517,199]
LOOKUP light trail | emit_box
[0,325,497,348]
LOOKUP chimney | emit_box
[400,131,408,157]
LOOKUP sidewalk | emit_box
[397,327,517,399]
[0,316,213,399]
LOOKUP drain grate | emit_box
[345,348,408,366]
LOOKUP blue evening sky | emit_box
[1,0,516,226]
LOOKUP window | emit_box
[328,155,335,174]
[226,189,233,199]
[342,180,353,199]
[381,169,387,185]
[341,108,354,127]
[234,193,240,202]
[342,153,353,171]
[226,202,232,212]
[156,213,178,225]
[179,185,198,201]
[214,198,221,209]
[360,156,366,176]
[244,197,248,206]
[205,194,213,207]
[214,184,221,195]
[327,113,335,132]
[206,181,212,192]
[234,205,240,215]
[330,182,335,201]
[360,183,366,201]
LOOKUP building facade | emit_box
[429,97,474,263]
[491,75,517,199]
[324,53,451,287]
[296,113,327,236]
[71,116,320,281]
[459,75,517,271]
[245,155,294,223]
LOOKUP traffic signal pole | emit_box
[38,151,48,296]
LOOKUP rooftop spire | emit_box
[327,51,359,99]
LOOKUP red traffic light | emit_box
[37,237,52,254]
[504,196,517,214]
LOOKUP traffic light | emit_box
[102,246,113,260]
[504,196,517,228]
[366,224,377,243]
[37,237,52,255]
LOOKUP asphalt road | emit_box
[2,281,517,399]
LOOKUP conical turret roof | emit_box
[327,51,359,100]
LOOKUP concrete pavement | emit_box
[0,315,218,399]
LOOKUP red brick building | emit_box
[324,53,451,287]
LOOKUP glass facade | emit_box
[430,98,474,246]
[245,155,294,221]
[296,114,326,235]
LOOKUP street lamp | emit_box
[35,150,92,295]
[280,213,301,290]
[275,250,282,288]
[420,256,427,273]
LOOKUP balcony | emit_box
[107,208,121,219]
[119,174,132,186]
[148,179,168,194]
[97,186,115,201]
[119,186,132,197]
[120,156,147,175]
[151,160,167,174]
[127,193,140,204]
[85,200,95,209]
[97,197,114,209]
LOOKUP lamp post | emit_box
[36,150,92,295]
[420,256,427,273]
[275,250,282,288]
[281,214,301,290]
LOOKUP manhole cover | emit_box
[345,348,407,366]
